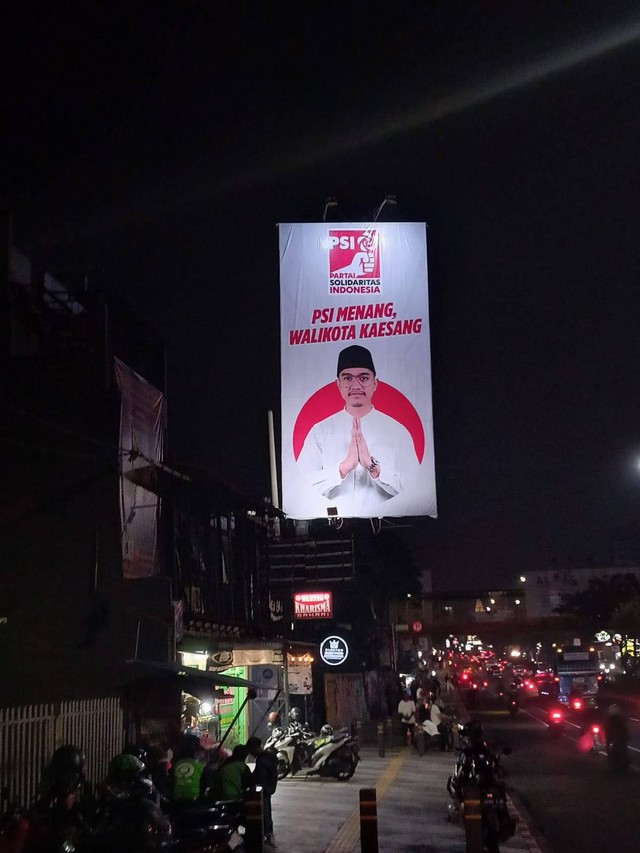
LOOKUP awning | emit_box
[125,659,260,689]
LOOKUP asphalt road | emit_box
[469,687,640,853]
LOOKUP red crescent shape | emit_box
[292,381,425,463]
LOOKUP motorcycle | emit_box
[447,725,515,853]
[168,799,244,852]
[0,789,29,853]
[608,737,630,774]
[298,726,360,781]
[11,745,94,853]
[89,756,173,852]
[267,724,315,780]
[507,696,519,717]
[547,706,565,738]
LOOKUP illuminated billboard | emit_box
[279,222,437,519]
[293,591,333,619]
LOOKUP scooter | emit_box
[268,727,307,779]
[300,727,360,781]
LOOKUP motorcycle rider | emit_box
[25,745,89,851]
[604,704,630,751]
[430,697,452,751]
[206,745,252,802]
[171,732,205,802]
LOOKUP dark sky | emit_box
[6,1,640,589]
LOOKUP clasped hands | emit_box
[339,417,379,479]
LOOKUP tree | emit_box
[554,573,640,626]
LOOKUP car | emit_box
[537,675,559,700]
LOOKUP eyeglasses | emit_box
[338,373,375,386]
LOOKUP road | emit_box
[470,685,640,853]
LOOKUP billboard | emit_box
[279,222,437,519]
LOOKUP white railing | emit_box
[0,698,124,806]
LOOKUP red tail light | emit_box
[592,725,600,734]
[572,699,583,710]
[551,711,563,721]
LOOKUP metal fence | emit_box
[0,697,124,806]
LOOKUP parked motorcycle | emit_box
[266,724,315,780]
[300,726,360,781]
[169,799,244,852]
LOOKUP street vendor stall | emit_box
[123,659,259,753]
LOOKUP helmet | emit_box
[180,732,202,759]
[320,724,333,737]
[42,745,85,798]
[108,752,146,785]
[289,707,302,722]
[47,744,85,777]
[124,744,148,766]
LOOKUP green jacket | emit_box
[207,758,251,801]
[172,757,204,801]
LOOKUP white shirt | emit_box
[398,699,416,724]
[430,702,444,727]
[297,407,418,517]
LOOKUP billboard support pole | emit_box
[282,640,291,725]
[267,410,281,540]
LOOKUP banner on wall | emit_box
[114,358,166,578]
[279,222,437,519]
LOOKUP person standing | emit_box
[246,737,279,848]
[397,691,416,745]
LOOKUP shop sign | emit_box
[293,591,333,619]
[320,635,348,666]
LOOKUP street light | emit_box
[519,576,527,583]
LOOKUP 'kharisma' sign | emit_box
[279,222,437,520]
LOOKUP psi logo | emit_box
[320,635,349,666]
[328,229,381,294]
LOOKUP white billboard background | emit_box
[279,222,437,519]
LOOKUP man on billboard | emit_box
[296,345,418,517]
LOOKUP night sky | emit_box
[6,2,640,589]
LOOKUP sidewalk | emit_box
[271,743,543,853]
